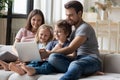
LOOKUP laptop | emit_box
[14,41,42,62]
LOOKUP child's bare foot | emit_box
[95,71,104,75]
[21,64,36,76]
[0,60,9,71]
[9,62,25,75]
[0,65,3,69]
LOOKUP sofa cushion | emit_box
[104,54,120,73]
[39,73,120,80]
[9,73,41,80]
[0,45,5,48]
[80,73,120,80]
[0,45,13,52]
[0,70,13,80]
[37,74,64,80]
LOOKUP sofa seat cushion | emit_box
[9,73,41,80]
[0,45,13,52]
[0,45,5,48]
[0,70,14,80]
[1,71,120,80]
[37,74,64,80]
[80,73,120,80]
[37,73,120,80]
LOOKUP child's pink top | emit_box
[15,28,35,42]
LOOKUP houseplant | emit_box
[0,0,13,17]
[95,0,112,20]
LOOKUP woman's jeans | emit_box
[48,53,101,80]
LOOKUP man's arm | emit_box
[50,36,87,55]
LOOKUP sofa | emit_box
[0,45,120,80]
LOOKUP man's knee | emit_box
[48,53,58,61]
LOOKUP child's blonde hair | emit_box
[35,24,53,44]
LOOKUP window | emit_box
[12,0,27,14]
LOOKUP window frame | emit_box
[4,0,33,45]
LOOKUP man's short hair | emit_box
[64,1,83,13]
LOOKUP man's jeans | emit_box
[48,53,101,80]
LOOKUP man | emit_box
[48,1,102,80]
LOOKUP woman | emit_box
[0,9,45,70]
[14,9,45,44]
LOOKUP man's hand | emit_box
[51,43,62,51]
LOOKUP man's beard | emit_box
[67,19,78,26]
[67,19,74,25]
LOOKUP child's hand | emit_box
[39,49,49,60]
[39,49,46,53]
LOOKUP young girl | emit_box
[8,20,76,76]
[0,24,53,72]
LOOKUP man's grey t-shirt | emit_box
[70,22,100,59]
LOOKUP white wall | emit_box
[109,7,120,22]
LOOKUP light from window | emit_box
[12,0,27,14]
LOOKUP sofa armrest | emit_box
[103,53,120,73]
